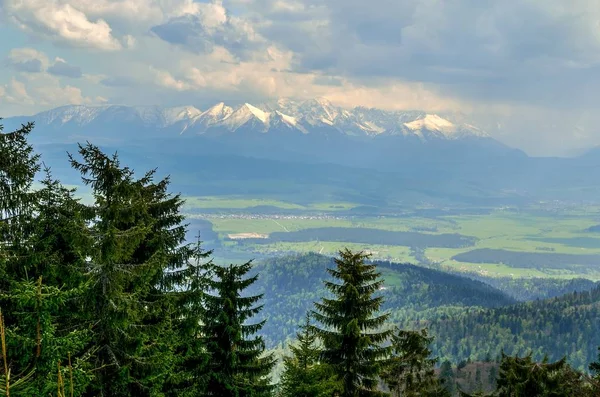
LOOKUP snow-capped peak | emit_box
[219,103,271,131]
[243,103,268,123]
[404,114,455,133]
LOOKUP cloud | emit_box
[47,58,82,78]
[313,75,343,87]
[0,74,102,112]
[3,0,123,50]
[151,0,267,60]
[0,78,35,105]
[5,48,48,73]
[252,0,600,109]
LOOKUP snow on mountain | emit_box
[401,114,490,140]
[189,102,233,132]
[163,106,202,125]
[220,103,271,132]
[12,99,491,141]
[35,104,112,125]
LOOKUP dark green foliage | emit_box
[423,287,600,370]
[243,227,475,248]
[3,277,90,396]
[312,249,392,397]
[279,314,341,397]
[439,361,456,395]
[162,237,213,396]
[1,122,91,395]
[201,261,275,396]
[382,329,448,397]
[590,347,600,379]
[69,143,190,395]
[0,120,40,290]
[495,353,594,397]
[455,273,598,301]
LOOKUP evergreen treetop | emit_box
[201,261,275,396]
[312,249,392,397]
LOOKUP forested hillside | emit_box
[248,253,516,347]
[421,286,600,370]
[458,272,599,301]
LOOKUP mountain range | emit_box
[2,98,600,206]
[4,98,489,142]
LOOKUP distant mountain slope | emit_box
[246,253,515,347]
[453,272,599,301]
[422,286,600,370]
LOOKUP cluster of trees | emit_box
[2,120,600,396]
[0,121,275,395]
[277,251,600,396]
[420,286,600,370]
[249,253,600,372]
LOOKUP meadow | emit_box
[183,196,600,280]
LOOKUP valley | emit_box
[182,196,600,280]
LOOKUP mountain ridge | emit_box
[3,98,492,142]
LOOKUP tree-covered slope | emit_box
[246,253,515,347]
[420,286,600,370]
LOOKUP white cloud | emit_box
[4,0,123,50]
[5,47,49,72]
[0,78,35,105]
[151,0,267,61]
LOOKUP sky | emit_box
[1,0,600,156]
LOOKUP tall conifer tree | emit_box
[200,261,275,396]
[0,120,39,289]
[312,249,392,397]
[381,328,448,397]
[69,143,174,395]
[280,313,341,397]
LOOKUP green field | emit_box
[184,196,600,280]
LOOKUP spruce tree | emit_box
[382,328,447,397]
[280,313,341,397]
[312,249,392,397]
[1,123,90,395]
[163,236,213,396]
[69,143,182,395]
[495,353,583,397]
[200,261,275,396]
[0,120,40,290]
[27,167,91,287]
